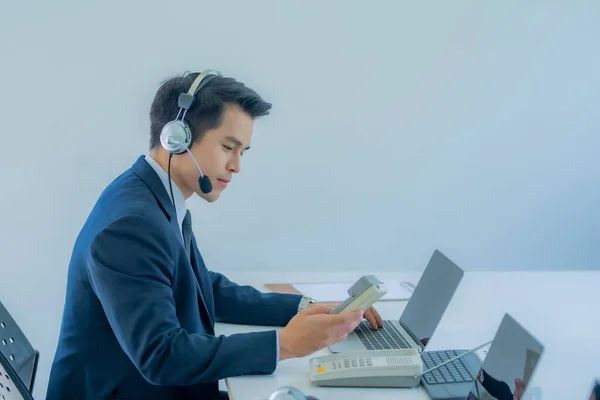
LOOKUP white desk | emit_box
[215,270,600,400]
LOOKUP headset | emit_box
[268,386,318,400]
[160,69,223,199]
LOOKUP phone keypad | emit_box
[334,357,374,370]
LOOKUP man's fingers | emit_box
[323,310,363,335]
[341,310,364,332]
[364,310,379,330]
[301,304,335,315]
[331,310,364,325]
[320,311,365,347]
[319,302,341,309]
[371,307,384,328]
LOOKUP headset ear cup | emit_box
[160,120,193,154]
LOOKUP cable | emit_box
[167,153,177,222]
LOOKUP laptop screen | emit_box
[466,314,544,400]
[399,249,464,348]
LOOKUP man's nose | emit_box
[227,155,241,173]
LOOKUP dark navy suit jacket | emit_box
[47,155,302,400]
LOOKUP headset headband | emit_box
[177,69,222,112]
[188,69,222,97]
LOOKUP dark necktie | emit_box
[182,210,192,258]
[182,209,214,328]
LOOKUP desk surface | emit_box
[215,270,600,400]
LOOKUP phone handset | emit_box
[329,275,388,314]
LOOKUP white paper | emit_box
[291,280,414,302]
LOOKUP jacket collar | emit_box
[131,155,177,222]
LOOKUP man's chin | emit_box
[197,191,221,203]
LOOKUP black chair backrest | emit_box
[0,302,38,393]
[0,350,34,400]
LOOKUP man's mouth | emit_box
[217,178,230,187]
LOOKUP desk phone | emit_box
[309,349,423,388]
[329,275,387,314]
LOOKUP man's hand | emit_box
[513,378,525,400]
[277,304,364,361]
[309,302,384,330]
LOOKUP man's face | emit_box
[174,104,253,202]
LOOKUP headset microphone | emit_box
[165,136,213,194]
[184,147,212,194]
[199,175,212,194]
[159,69,223,202]
[268,386,319,400]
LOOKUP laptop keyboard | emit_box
[355,320,412,350]
[421,350,476,385]
[355,323,476,385]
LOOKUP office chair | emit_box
[0,350,34,400]
[0,301,39,393]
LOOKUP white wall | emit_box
[1,0,599,398]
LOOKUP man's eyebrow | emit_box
[225,136,250,150]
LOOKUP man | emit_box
[590,380,600,400]
[47,69,383,400]
[475,369,526,400]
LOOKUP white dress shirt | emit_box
[145,154,187,238]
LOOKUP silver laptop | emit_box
[329,249,464,354]
[459,313,545,400]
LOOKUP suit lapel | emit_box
[189,233,215,329]
[131,155,184,248]
[131,155,214,329]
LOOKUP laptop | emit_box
[423,313,545,400]
[329,249,464,354]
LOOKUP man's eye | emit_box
[222,145,233,151]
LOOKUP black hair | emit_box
[149,71,272,149]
